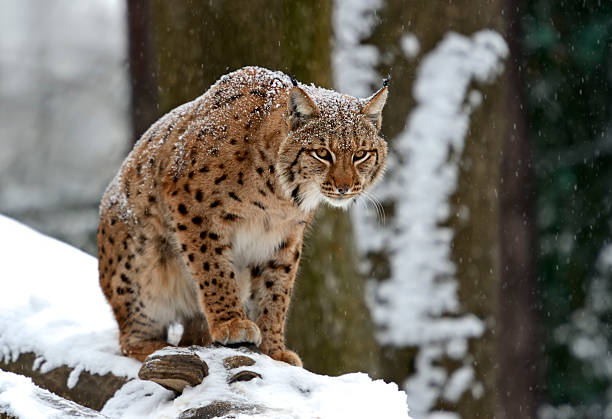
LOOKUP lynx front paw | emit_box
[210,318,262,346]
[269,349,302,367]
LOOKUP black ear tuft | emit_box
[383,74,391,87]
[290,74,299,87]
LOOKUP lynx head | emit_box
[278,82,388,212]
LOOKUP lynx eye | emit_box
[353,150,369,162]
[313,148,333,162]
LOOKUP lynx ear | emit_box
[288,87,320,130]
[362,86,388,130]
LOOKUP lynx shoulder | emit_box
[98,66,388,366]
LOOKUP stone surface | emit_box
[223,355,256,370]
[228,370,262,384]
[138,347,209,393]
[178,401,264,419]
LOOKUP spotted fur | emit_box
[98,66,388,365]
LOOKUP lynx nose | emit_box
[336,184,351,195]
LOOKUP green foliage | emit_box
[523,0,612,410]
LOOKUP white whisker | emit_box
[359,190,386,226]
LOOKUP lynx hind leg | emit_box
[178,312,212,347]
[98,216,179,361]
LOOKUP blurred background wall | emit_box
[0,0,129,254]
[1,1,611,418]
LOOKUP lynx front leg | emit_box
[174,225,261,347]
[252,241,304,367]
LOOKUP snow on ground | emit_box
[0,214,410,418]
[0,214,139,381]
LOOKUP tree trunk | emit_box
[127,0,158,143]
[497,1,542,417]
[363,0,539,417]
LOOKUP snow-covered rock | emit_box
[0,214,411,418]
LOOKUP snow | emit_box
[0,214,410,418]
[104,346,410,419]
[0,214,140,381]
[332,0,382,97]
[443,366,475,403]
[0,370,104,418]
[400,33,420,58]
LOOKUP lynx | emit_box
[98,66,388,366]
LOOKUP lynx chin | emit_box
[98,66,388,366]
